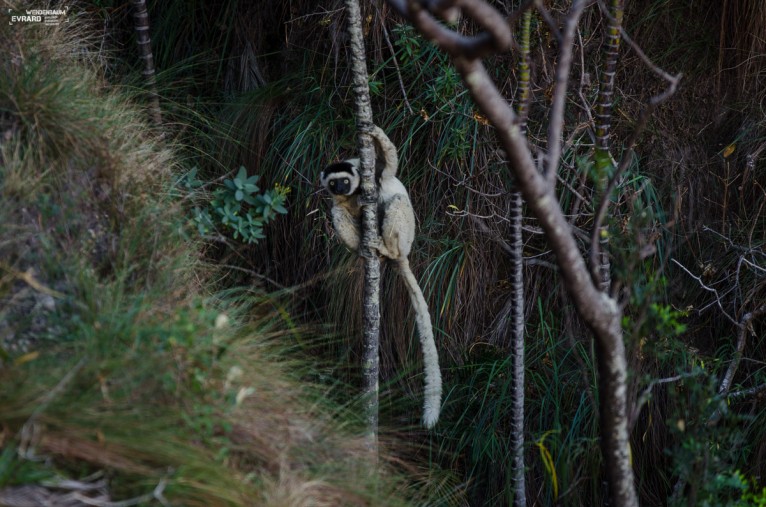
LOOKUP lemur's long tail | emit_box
[397,258,442,428]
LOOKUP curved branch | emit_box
[389,0,511,59]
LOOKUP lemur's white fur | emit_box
[320,126,442,428]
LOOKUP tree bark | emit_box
[129,0,162,127]
[593,0,624,291]
[510,8,531,507]
[509,188,526,507]
[345,0,382,454]
[595,0,623,152]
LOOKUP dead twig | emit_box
[718,305,766,397]
[728,382,766,400]
[532,0,562,42]
[377,4,414,114]
[671,258,738,326]
[630,372,700,431]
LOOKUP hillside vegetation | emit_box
[0,14,442,507]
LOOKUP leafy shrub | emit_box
[183,166,289,244]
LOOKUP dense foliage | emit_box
[1,0,765,505]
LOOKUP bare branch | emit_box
[377,4,414,114]
[630,372,700,431]
[728,382,766,400]
[390,0,511,59]
[525,258,559,270]
[402,0,608,332]
[595,0,677,84]
[718,305,766,396]
[544,0,588,185]
[706,305,766,427]
[671,257,738,326]
[470,214,514,255]
[557,172,591,210]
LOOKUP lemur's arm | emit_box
[330,204,361,252]
[371,126,399,181]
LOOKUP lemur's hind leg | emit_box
[374,236,396,259]
[378,194,415,260]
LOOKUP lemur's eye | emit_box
[329,180,335,186]
[343,179,349,185]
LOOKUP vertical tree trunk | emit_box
[595,0,623,152]
[594,312,634,507]
[129,0,162,127]
[509,189,525,506]
[510,8,532,507]
[344,0,382,454]
[594,0,624,291]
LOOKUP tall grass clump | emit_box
[0,12,449,507]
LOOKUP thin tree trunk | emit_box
[593,0,624,291]
[509,189,525,506]
[129,0,162,127]
[595,0,623,152]
[510,8,531,507]
[345,0,382,454]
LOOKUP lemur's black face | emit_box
[321,160,360,196]
[328,177,352,195]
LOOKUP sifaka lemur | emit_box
[320,126,442,428]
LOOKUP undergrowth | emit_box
[0,12,446,507]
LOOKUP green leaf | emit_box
[235,189,244,201]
